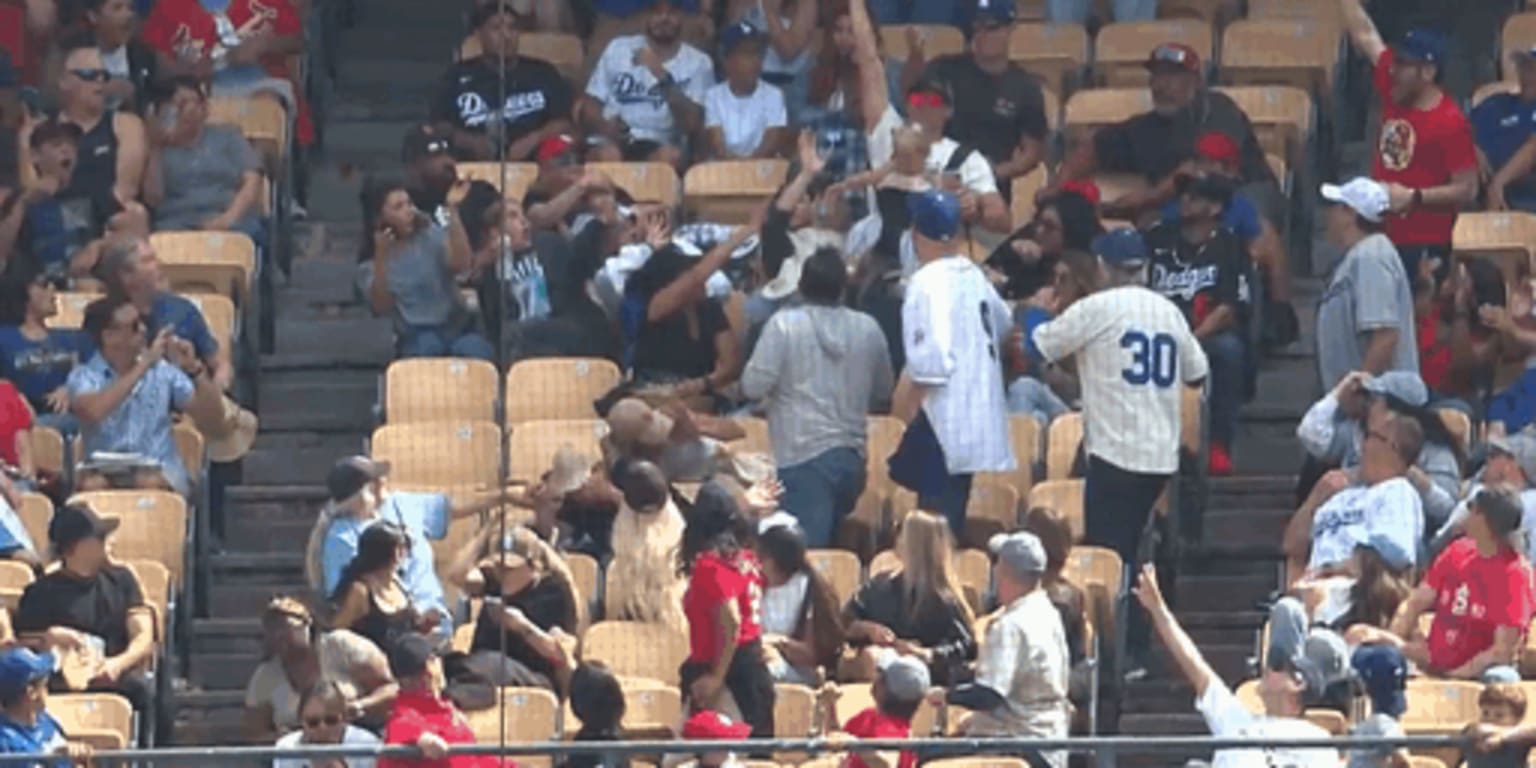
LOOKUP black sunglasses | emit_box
[303,714,343,728]
[69,68,112,83]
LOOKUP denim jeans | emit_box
[1203,331,1246,447]
[1006,377,1071,425]
[398,325,495,360]
[778,446,867,548]
[1046,0,1157,22]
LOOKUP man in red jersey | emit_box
[1340,0,1478,286]
[379,635,510,768]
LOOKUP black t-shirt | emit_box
[1093,90,1275,187]
[470,571,577,680]
[926,55,1048,165]
[1143,220,1250,327]
[842,571,976,685]
[632,298,727,382]
[430,56,573,159]
[985,220,1057,301]
[14,564,145,657]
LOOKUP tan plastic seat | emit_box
[207,93,287,169]
[463,687,560,766]
[1214,86,1313,167]
[868,548,899,576]
[504,357,622,424]
[583,162,681,207]
[1453,212,1536,282]
[1011,166,1050,229]
[683,160,791,224]
[773,682,817,762]
[1007,23,1088,96]
[878,24,966,60]
[385,358,501,424]
[1045,412,1083,480]
[1219,20,1338,97]
[1001,413,1041,499]
[925,759,1030,768]
[1063,88,1152,132]
[866,415,907,487]
[1505,13,1536,80]
[506,419,607,483]
[1093,20,1212,87]
[29,427,65,478]
[123,559,170,642]
[45,291,99,330]
[1400,679,1482,731]
[450,623,475,653]
[173,421,206,482]
[455,162,540,204]
[69,490,187,587]
[371,421,503,492]
[149,231,256,304]
[49,693,135,748]
[567,551,600,615]
[581,621,690,685]
[17,493,51,557]
[1247,0,1340,23]
[1064,545,1123,642]
[1232,681,1348,734]
[954,548,991,603]
[181,293,238,354]
[459,33,585,84]
[1028,479,1086,542]
[615,677,682,732]
[0,561,33,609]
[807,548,861,607]
[963,477,1021,549]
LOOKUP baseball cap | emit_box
[719,20,765,55]
[1269,623,1351,701]
[1144,42,1201,73]
[536,134,577,164]
[1360,371,1429,408]
[544,445,592,496]
[1091,228,1148,267]
[0,648,55,702]
[1473,484,1524,537]
[989,530,1047,576]
[1194,131,1239,166]
[682,710,752,740]
[906,75,953,108]
[1320,177,1390,223]
[906,189,962,243]
[872,647,931,703]
[28,120,83,149]
[1358,532,1413,572]
[1178,172,1237,206]
[1058,178,1101,207]
[1351,644,1408,718]
[388,633,438,679]
[49,503,120,553]
[970,0,1015,26]
[401,125,453,163]
[327,456,391,503]
[1393,28,1446,65]
[1346,713,1405,768]
[1488,431,1536,484]
[606,398,673,447]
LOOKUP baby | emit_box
[833,122,934,197]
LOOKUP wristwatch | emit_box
[1410,188,1424,210]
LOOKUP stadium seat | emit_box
[1231,681,1348,734]
[868,549,900,577]
[730,416,773,456]
[1218,20,1339,98]
[458,32,585,84]
[1505,13,1536,80]
[683,160,791,224]
[124,559,171,642]
[807,549,862,607]
[954,547,992,609]
[1093,20,1213,87]
[149,231,256,305]
[566,551,600,620]
[182,293,238,354]
[1400,679,1482,731]
[49,692,135,749]
[925,758,1030,768]
[584,163,681,207]
[1028,479,1085,541]
[1011,166,1050,228]
[1155,0,1226,21]
[0,561,31,609]
[1247,0,1340,23]
[879,24,966,60]
[1007,23,1088,96]
[1408,758,1448,768]
[455,162,540,204]
[371,421,504,490]
[173,421,206,483]
[17,493,51,557]
[612,677,682,733]
[1064,545,1123,644]
[1453,212,1536,281]
[1214,86,1313,167]
[450,623,474,653]
[1046,413,1083,480]
[503,357,622,424]
[29,427,65,479]
[773,683,817,761]
[46,291,98,330]
[506,419,607,483]
[1001,413,1040,499]
[866,415,906,489]
[70,490,188,588]
[838,486,889,561]
[1063,88,1152,132]
[463,687,560,765]
[384,358,501,424]
[582,621,690,685]
[207,93,288,170]
[963,477,1021,549]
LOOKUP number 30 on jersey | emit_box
[1120,331,1177,388]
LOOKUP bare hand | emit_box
[446,179,471,207]
[1130,563,1165,614]
[797,130,827,176]
[816,681,841,705]
[1480,304,1515,332]
[891,638,931,662]
[958,191,979,222]
[1343,623,1388,646]
[417,732,449,760]
[1383,181,1415,213]
[90,657,123,686]
[166,337,199,374]
[853,620,895,645]
[578,169,613,192]
[1489,184,1509,212]
[743,477,783,513]
[1466,722,1507,753]
[59,741,93,767]
[373,227,396,259]
[904,26,927,57]
[46,387,69,414]
[143,328,172,367]
[644,209,671,249]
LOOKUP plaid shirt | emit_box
[804,102,872,222]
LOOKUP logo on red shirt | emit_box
[1379,118,1417,172]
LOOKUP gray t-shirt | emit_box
[155,124,262,231]
[355,225,462,329]
[1315,233,1418,391]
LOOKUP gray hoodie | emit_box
[741,303,895,468]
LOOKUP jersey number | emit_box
[978,301,997,361]
[1120,331,1177,388]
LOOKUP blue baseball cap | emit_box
[970,0,1015,25]
[1393,28,1446,65]
[907,189,962,243]
[1358,532,1412,572]
[0,648,54,701]
[1351,644,1407,718]
[719,20,765,55]
[1091,229,1148,267]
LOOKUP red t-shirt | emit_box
[841,707,916,768]
[378,690,511,768]
[683,550,764,663]
[1425,537,1536,673]
[1418,303,1449,391]
[140,0,313,144]
[1372,50,1476,247]
[0,382,31,468]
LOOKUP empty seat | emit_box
[615,677,682,732]
[1007,23,1088,95]
[567,551,600,618]
[459,32,585,84]
[582,621,690,685]
[954,548,992,603]
[1093,20,1212,87]
[49,692,135,748]
[583,162,681,206]
[773,682,818,761]
[1028,479,1085,541]
[1064,545,1123,639]
[1063,88,1152,132]
[28,427,66,479]
[181,293,237,359]
[506,419,607,483]
[807,549,862,607]
[385,358,500,424]
[455,162,540,204]
[463,687,560,766]
[149,231,256,304]
[371,421,503,491]
[1219,19,1339,97]
[173,421,206,481]
[1214,86,1314,166]
[0,561,31,609]
[1045,413,1083,480]
[503,357,622,424]
[879,24,966,60]
[683,160,791,224]
[123,559,170,641]
[70,490,188,587]
[1453,212,1536,280]
[964,478,1021,549]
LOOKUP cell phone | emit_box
[18,87,42,119]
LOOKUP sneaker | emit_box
[1208,442,1234,476]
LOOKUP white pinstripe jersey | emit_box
[1031,284,1209,475]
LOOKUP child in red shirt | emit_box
[379,635,511,768]
[817,650,930,768]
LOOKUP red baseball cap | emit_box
[536,134,577,163]
[1059,178,1101,207]
[1193,131,1239,166]
[1145,42,1201,73]
[682,711,752,740]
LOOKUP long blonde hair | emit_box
[895,512,975,625]
[606,498,689,634]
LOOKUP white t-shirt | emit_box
[1196,679,1337,768]
[585,35,714,143]
[903,256,1016,473]
[1032,285,1210,475]
[244,630,382,732]
[868,106,998,195]
[966,590,1071,768]
[704,80,787,157]
[1307,477,1423,572]
[273,725,381,768]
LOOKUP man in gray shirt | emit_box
[1315,178,1419,391]
[741,247,894,547]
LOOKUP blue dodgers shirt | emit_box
[0,711,69,765]
[1473,92,1536,197]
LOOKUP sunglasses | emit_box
[303,714,343,728]
[423,139,451,155]
[69,68,112,83]
[907,92,946,109]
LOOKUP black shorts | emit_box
[678,638,775,739]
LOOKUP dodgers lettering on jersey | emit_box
[1149,261,1220,301]
[1032,284,1210,475]
[454,89,550,129]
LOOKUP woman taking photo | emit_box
[677,482,774,737]
[330,523,432,653]
[357,176,493,360]
[843,511,976,685]
[243,597,397,742]
[142,77,265,244]
[756,519,845,685]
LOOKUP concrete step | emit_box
[1172,573,1278,614]
[240,432,368,486]
[171,689,256,748]
[1200,507,1291,554]
[255,369,381,433]
[190,652,263,691]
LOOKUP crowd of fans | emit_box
[9,0,1536,764]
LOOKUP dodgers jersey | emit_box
[1032,284,1209,475]
[904,255,1016,473]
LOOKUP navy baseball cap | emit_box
[0,647,54,701]
[1091,229,1148,267]
[645,0,700,12]
[719,20,765,55]
[907,189,962,242]
[970,0,1015,25]
[1393,28,1446,65]
[1351,644,1407,718]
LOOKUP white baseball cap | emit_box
[1320,178,1390,223]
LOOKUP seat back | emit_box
[730,417,773,456]
[581,620,690,685]
[1008,23,1088,95]
[207,94,288,169]
[370,421,504,490]
[462,687,561,767]
[1063,88,1152,133]
[1011,167,1050,229]
[149,232,256,303]
[504,358,622,424]
[29,428,66,479]
[70,490,188,587]
[123,559,171,642]
[1045,413,1083,480]
[459,33,586,83]
[1453,212,1536,284]
[1028,480,1086,542]
[1400,680,1482,731]
[49,693,135,747]
[683,160,791,224]
[963,478,1021,549]
[1094,20,1212,87]
[925,759,1030,768]
[0,561,32,609]
[878,25,966,60]
[1218,19,1338,94]
[806,549,862,607]
[456,162,541,203]
[385,358,501,424]
[181,293,238,354]
[583,163,681,206]
[17,493,51,559]
[1213,86,1313,164]
[506,419,607,483]
[566,551,600,621]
